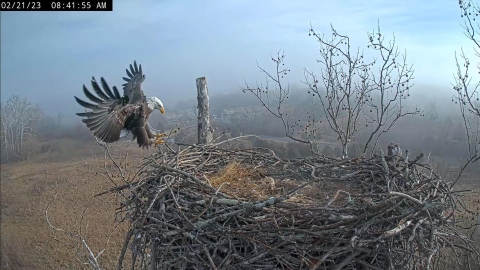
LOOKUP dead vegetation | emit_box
[100,143,480,270]
[207,161,276,200]
[0,141,150,270]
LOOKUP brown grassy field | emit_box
[1,139,479,269]
[0,140,155,270]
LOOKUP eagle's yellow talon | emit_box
[154,134,168,146]
[154,133,167,140]
[154,139,165,147]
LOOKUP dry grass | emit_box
[0,140,156,270]
[454,183,480,237]
[434,182,480,269]
[208,161,277,200]
[206,161,348,205]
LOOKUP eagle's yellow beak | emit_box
[159,107,165,114]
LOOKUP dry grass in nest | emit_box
[208,161,276,200]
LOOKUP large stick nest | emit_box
[112,144,478,270]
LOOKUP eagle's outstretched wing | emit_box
[122,61,146,104]
[74,77,136,143]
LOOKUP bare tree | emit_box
[1,95,42,161]
[244,23,420,159]
[304,23,420,158]
[241,51,321,153]
[452,0,480,171]
[302,25,372,158]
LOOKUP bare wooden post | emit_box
[196,77,213,144]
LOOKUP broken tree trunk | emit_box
[196,77,213,145]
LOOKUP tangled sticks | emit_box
[112,145,478,270]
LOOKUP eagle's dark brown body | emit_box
[74,61,164,148]
[124,102,155,147]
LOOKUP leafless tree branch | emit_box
[304,23,420,158]
[241,51,316,150]
[452,0,480,181]
[303,23,373,158]
[0,95,42,161]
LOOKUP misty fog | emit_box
[1,0,478,170]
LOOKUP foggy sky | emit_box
[0,0,474,117]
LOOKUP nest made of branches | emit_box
[110,145,478,270]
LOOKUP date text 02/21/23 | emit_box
[0,1,113,11]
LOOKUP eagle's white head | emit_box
[146,97,165,114]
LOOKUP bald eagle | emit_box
[74,61,166,148]
[387,142,402,157]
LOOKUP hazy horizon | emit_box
[1,0,474,118]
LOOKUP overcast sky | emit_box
[0,0,474,116]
